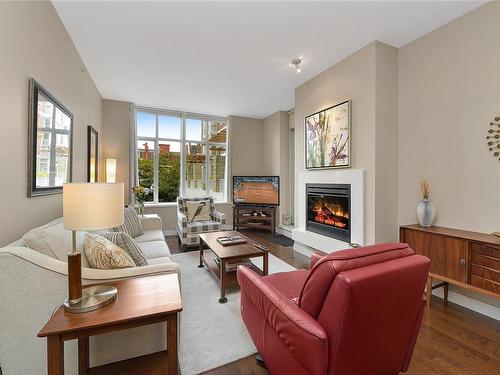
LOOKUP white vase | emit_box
[416,199,436,227]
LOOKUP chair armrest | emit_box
[140,215,162,231]
[310,253,324,269]
[211,210,226,224]
[237,266,328,375]
[177,211,187,224]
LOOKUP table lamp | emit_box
[63,183,124,313]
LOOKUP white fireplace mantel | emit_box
[292,169,365,256]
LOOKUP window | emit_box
[135,108,228,203]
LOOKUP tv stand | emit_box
[233,205,277,234]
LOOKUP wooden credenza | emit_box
[400,224,500,308]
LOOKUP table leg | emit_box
[198,240,204,268]
[443,282,449,303]
[263,253,269,276]
[47,334,64,375]
[78,337,89,375]
[426,276,433,309]
[219,258,227,303]
[167,314,179,375]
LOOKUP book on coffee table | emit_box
[214,257,253,272]
[216,235,247,246]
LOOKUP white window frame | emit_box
[134,106,229,204]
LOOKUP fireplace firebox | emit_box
[306,183,351,242]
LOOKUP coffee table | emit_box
[198,231,269,303]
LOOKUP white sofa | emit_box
[0,215,180,375]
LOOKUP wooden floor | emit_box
[167,230,500,375]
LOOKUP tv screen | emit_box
[233,176,280,206]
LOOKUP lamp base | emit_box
[64,285,117,313]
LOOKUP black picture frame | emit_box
[28,78,73,197]
[87,126,98,183]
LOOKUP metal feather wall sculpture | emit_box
[487,116,500,160]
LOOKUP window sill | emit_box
[145,201,232,208]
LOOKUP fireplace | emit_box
[306,183,351,242]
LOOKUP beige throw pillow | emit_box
[84,233,135,270]
[185,200,211,222]
[113,206,144,238]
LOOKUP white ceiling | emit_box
[53,1,484,119]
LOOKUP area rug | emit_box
[171,251,295,375]
[267,234,294,247]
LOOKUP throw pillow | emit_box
[84,233,135,270]
[113,206,144,238]
[185,200,211,222]
[102,231,148,266]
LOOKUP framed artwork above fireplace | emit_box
[305,100,351,169]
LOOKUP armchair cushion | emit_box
[186,220,221,234]
[185,199,211,222]
[262,269,309,300]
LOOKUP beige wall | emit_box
[102,100,131,203]
[229,115,265,176]
[398,1,500,309]
[374,43,399,241]
[0,1,103,246]
[263,111,291,225]
[398,1,500,233]
[294,41,399,244]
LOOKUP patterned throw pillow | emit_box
[185,200,211,222]
[102,231,148,267]
[84,233,135,270]
[113,206,144,238]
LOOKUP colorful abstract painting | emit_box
[305,100,351,169]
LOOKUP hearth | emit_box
[306,183,351,242]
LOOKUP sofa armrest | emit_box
[310,253,324,269]
[237,266,328,375]
[140,215,162,231]
[211,210,226,224]
[0,246,180,282]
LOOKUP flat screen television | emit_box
[233,176,280,206]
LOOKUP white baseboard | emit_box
[432,288,500,320]
[276,226,293,238]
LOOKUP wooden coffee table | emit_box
[38,274,182,375]
[198,231,269,303]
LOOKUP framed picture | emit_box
[87,126,98,183]
[305,100,351,169]
[28,78,73,197]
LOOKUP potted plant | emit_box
[416,179,436,227]
[132,185,152,217]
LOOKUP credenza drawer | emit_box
[470,275,500,294]
[470,253,500,270]
[470,264,500,283]
[470,242,500,259]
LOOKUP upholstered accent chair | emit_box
[176,196,226,248]
[237,243,431,375]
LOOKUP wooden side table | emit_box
[38,274,182,374]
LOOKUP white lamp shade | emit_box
[106,158,117,183]
[63,183,124,230]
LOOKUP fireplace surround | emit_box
[306,183,351,243]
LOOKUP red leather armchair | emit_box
[237,243,430,375]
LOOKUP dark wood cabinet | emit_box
[400,225,500,307]
[233,205,276,234]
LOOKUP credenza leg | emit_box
[426,276,433,309]
[443,282,449,304]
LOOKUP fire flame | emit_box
[312,200,348,229]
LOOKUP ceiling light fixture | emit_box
[291,58,302,73]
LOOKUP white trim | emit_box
[276,226,293,238]
[129,104,137,203]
